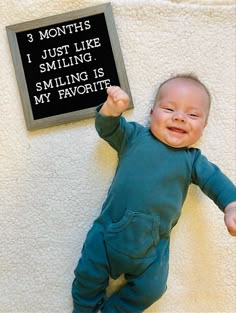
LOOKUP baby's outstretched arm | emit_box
[224,202,236,236]
[100,86,130,116]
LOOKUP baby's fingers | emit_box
[106,86,120,99]
[107,86,129,102]
[224,208,236,236]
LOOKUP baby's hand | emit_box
[224,203,236,236]
[100,86,130,116]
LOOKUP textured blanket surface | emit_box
[0,0,235,312]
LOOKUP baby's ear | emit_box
[150,108,153,115]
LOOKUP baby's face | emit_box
[150,78,209,148]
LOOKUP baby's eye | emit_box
[164,108,174,112]
[188,113,198,118]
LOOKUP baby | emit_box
[72,74,236,313]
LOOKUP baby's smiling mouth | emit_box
[167,127,187,134]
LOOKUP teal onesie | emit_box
[72,106,236,313]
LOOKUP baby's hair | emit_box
[156,73,211,111]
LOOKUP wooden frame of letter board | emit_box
[6,3,133,130]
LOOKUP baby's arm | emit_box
[224,202,236,236]
[100,86,130,116]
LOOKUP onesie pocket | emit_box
[104,209,160,259]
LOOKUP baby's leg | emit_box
[101,238,170,313]
[72,225,110,313]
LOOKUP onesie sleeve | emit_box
[95,104,143,155]
[191,149,236,212]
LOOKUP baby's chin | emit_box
[150,131,189,149]
[162,141,188,149]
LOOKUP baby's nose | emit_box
[172,111,186,122]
